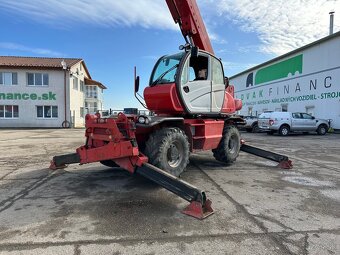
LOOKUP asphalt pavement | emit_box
[0,129,339,255]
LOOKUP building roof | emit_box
[84,77,107,89]
[0,56,92,79]
[229,30,340,79]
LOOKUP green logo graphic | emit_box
[255,54,303,85]
[0,92,56,101]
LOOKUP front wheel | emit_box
[144,127,189,177]
[317,125,328,135]
[279,125,290,136]
[212,125,240,164]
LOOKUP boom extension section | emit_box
[166,0,214,54]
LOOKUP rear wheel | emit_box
[144,127,189,177]
[317,124,327,135]
[212,125,240,164]
[279,125,290,136]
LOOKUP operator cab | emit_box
[145,50,226,116]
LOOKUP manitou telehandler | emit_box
[50,0,292,219]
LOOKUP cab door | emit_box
[211,57,225,112]
[180,53,212,113]
[301,113,317,130]
[291,112,304,130]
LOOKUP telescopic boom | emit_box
[166,0,214,54]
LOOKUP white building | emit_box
[0,56,106,128]
[230,31,340,130]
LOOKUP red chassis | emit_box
[51,112,229,171]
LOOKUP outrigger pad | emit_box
[182,199,214,219]
[49,160,67,170]
[278,160,293,169]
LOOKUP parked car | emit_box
[258,112,328,136]
[243,116,259,133]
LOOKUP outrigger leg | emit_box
[137,163,213,219]
[240,143,293,169]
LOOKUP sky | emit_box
[0,0,339,110]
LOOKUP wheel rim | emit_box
[320,127,326,134]
[282,128,289,135]
[167,141,183,168]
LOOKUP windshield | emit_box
[150,52,184,86]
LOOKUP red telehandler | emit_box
[50,0,292,219]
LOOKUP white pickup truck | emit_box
[258,112,329,136]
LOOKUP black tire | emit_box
[212,125,240,164]
[252,122,259,133]
[144,127,189,177]
[279,125,290,136]
[100,160,119,168]
[317,124,328,135]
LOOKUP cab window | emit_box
[150,53,183,86]
[301,113,313,119]
[212,57,224,84]
[189,55,209,82]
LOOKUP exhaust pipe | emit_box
[329,11,335,35]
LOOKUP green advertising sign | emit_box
[0,92,56,101]
[255,54,303,85]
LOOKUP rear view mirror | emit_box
[134,66,140,93]
[191,46,198,58]
[225,77,229,87]
[135,76,140,93]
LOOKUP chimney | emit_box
[329,11,335,35]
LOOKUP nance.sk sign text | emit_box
[0,92,57,101]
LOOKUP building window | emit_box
[27,73,49,86]
[0,105,19,118]
[281,104,288,112]
[305,106,315,116]
[0,72,18,85]
[80,107,84,118]
[73,76,78,90]
[86,85,98,98]
[248,107,253,116]
[36,105,58,118]
[80,80,84,92]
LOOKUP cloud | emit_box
[208,32,228,44]
[215,0,340,55]
[1,0,339,56]
[0,42,64,57]
[0,0,176,30]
